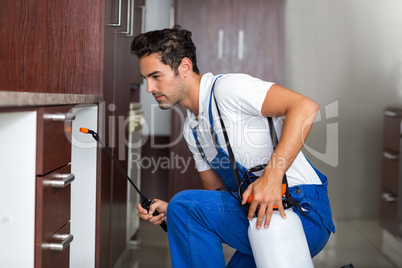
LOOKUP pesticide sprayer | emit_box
[79,127,167,232]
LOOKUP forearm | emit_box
[263,98,319,179]
[199,169,224,190]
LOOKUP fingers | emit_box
[277,199,287,220]
[247,199,258,220]
[148,200,167,225]
[249,198,286,229]
[136,199,168,226]
[148,212,166,225]
[241,186,253,205]
[136,203,149,220]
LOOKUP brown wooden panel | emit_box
[36,165,71,241]
[382,151,400,195]
[231,0,285,84]
[169,106,202,199]
[141,136,170,201]
[97,0,144,264]
[36,106,73,175]
[175,0,232,74]
[383,115,402,152]
[38,222,71,268]
[97,24,115,268]
[380,189,399,237]
[0,0,102,94]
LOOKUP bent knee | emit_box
[167,190,203,221]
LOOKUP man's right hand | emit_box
[137,199,168,226]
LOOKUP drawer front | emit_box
[380,189,399,237]
[36,165,72,241]
[36,106,74,175]
[383,115,401,152]
[38,222,72,268]
[381,151,400,194]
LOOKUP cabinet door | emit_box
[40,223,72,268]
[0,0,102,94]
[380,189,399,237]
[176,0,232,74]
[35,166,72,268]
[100,0,145,266]
[380,109,402,238]
[231,0,285,84]
[169,106,203,199]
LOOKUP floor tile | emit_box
[115,219,402,268]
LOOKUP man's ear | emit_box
[178,57,193,78]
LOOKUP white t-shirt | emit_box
[183,73,321,187]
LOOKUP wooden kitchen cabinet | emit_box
[100,0,145,266]
[1,0,145,265]
[35,105,75,268]
[175,0,285,84]
[380,108,402,238]
[0,0,102,94]
[0,105,82,268]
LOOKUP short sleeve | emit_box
[214,74,275,116]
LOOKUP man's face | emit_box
[139,53,187,110]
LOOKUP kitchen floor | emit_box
[114,219,402,268]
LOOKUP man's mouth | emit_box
[154,95,163,101]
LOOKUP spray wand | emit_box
[79,127,167,232]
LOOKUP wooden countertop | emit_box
[0,92,103,107]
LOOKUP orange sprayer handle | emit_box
[247,184,286,209]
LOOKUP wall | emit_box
[285,0,402,219]
[140,0,172,136]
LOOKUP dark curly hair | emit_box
[131,25,200,74]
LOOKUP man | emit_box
[131,25,335,267]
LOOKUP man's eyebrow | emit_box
[145,71,161,78]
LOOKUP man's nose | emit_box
[146,80,154,93]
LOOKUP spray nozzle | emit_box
[79,127,95,135]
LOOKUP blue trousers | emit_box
[166,189,331,268]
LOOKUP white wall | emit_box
[285,0,402,219]
[140,0,173,136]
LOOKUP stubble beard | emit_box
[158,75,187,110]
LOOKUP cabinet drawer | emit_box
[381,151,400,194]
[383,114,401,152]
[39,222,72,268]
[36,106,74,175]
[380,189,399,237]
[36,165,73,241]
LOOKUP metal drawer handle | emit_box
[106,0,122,27]
[42,234,74,251]
[237,30,244,60]
[384,111,398,117]
[43,174,75,188]
[43,113,76,122]
[140,5,146,33]
[383,152,399,160]
[119,0,134,36]
[381,193,398,202]
[218,30,224,59]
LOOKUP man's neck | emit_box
[178,73,203,115]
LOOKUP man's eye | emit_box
[153,75,160,79]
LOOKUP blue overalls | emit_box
[166,76,335,268]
